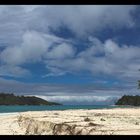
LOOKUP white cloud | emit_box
[36,38,140,96]
[0,5,136,47]
[35,95,120,105]
[45,43,75,59]
[42,70,67,78]
[0,31,50,65]
[0,65,31,77]
[1,29,139,86]
[0,30,73,65]
[41,5,136,37]
[0,5,139,88]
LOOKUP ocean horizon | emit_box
[0,105,135,113]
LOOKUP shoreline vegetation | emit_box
[115,95,140,106]
[0,93,61,106]
[0,93,140,107]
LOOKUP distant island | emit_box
[0,93,61,105]
[115,95,140,106]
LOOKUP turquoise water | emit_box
[0,105,131,113]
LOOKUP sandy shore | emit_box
[0,108,140,135]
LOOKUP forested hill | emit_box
[0,93,61,105]
[115,95,140,106]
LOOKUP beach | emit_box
[0,108,140,135]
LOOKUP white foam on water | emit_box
[0,112,19,116]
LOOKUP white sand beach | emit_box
[0,108,140,135]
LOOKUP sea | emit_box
[0,105,133,113]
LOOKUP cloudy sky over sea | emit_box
[0,5,140,104]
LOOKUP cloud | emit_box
[0,29,72,65]
[35,95,119,105]
[43,5,135,37]
[0,77,139,96]
[0,30,59,65]
[103,39,140,79]
[0,65,31,77]
[0,5,139,93]
[45,43,75,59]
[0,77,139,105]
[0,29,140,86]
[0,77,120,105]
[0,5,136,47]
[43,37,140,83]
[0,30,72,76]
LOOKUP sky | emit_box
[0,5,140,105]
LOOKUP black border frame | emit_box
[0,0,140,138]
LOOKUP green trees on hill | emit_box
[0,93,61,105]
[115,95,140,106]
